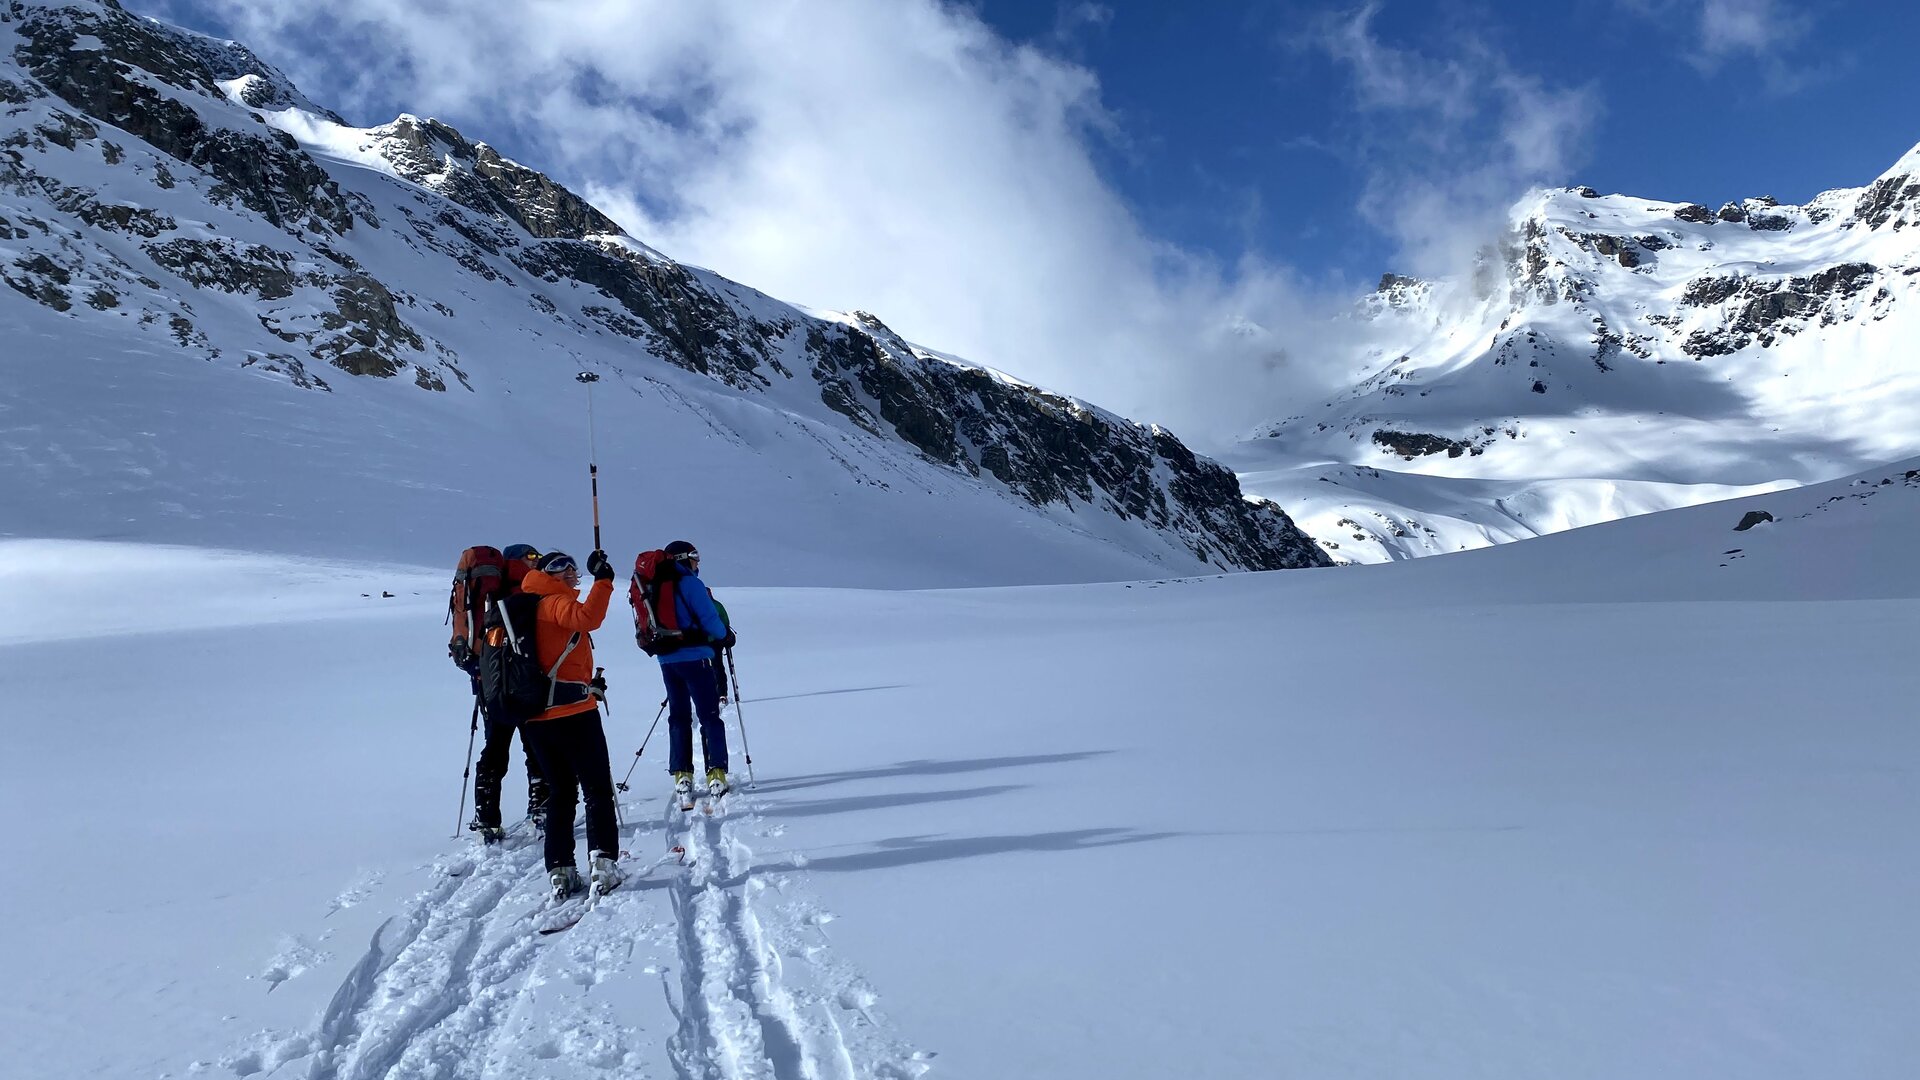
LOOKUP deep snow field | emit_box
[5,460,1919,1079]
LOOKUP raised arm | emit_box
[548,577,613,633]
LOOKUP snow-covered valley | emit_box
[6,456,1918,1078]
[6,2,1920,1077]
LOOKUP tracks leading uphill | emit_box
[301,840,552,1080]
[222,768,925,1078]
[235,826,659,1079]
[664,788,930,1080]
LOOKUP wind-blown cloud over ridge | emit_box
[146,0,1353,441]
[1306,2,1602,280]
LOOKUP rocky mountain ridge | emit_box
[0,0,1327,576]
[1230,138,1920,563]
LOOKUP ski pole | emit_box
[453,693,480,837]
[615,699,668,792]
[575,371,602,550]
[725,648,756,788]
[593,664,627,835]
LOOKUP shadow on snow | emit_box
[750,750,1115,795]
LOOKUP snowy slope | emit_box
[1233,144,1920,563]
[6,459,1918,1078]
[0,0,1324,586]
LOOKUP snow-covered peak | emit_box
[1239,136,1920,564]
[1363,273,1434,313]
[1875,139,1920,182]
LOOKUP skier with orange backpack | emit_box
[449,543,548,843]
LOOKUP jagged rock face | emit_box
[0,0,1327,573]
[1856,169,1920,230]
[1680,262,1886,356]
[1371,430,1484,460]
[11,3,355,234]
[805,316,1325,570]
[366,116,623,241]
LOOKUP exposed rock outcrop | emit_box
[0,0,1328,573]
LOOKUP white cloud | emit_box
[148,0,1350,442]
[1308,3,1601,278]
[1698,0,1807,59]
[1615,0,1815,78]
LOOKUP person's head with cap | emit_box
[664,540,699,572]
[537,550,579,585]
[502,544,541,583]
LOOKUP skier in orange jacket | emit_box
[519,550,622,901]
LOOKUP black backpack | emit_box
[479,593,580,722]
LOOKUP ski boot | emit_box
[673,772,695,812]
[527,776,550,832]
[589,850,623,897]
[468,819,506,846]
[548,866,584,903]
[706,767,731,799]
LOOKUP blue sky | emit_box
[964,0,1920,280]
[139,0,1920,434]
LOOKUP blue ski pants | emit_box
[663,658,728,774]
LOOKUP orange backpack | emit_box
[448,546,508,669]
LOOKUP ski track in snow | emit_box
[664,786,928,1080]
[226,772,926,1079]
[299,842,549,1080]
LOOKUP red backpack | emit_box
[449,545,509,668]
[629,549,709,656]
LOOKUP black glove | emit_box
[450,638,474,672]
[586,549,614,581]
[719,629,737,650]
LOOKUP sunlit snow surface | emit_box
[5,460,1918,1078]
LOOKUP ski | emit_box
[535,850,681,935]
[533,893,592,934]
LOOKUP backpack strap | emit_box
[497,595,528,654]
[545,632,583,709]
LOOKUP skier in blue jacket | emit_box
[657,540,735,803]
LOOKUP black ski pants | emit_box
[472,699,545,828]
[521,707,619,871]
